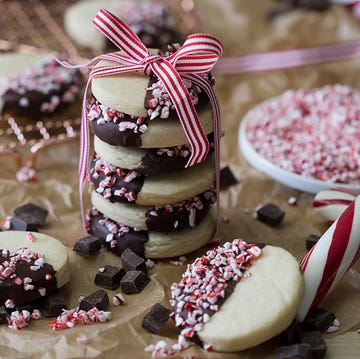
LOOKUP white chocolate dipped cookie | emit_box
[0,231,71,306]
[90,154,215,206]
[91,187,216,232]
[170,239,304,352]
[89,208,216,259]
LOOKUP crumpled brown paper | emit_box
[0,1,359,358]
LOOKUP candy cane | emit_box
[313,188,357,222]
[297,195,360,321]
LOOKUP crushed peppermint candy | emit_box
[7,309,42,330]
[144,335,191,358]
[245,84,360,184]
[170,238,261,344]
[49,306,112,330]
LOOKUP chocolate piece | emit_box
[94,265,125,290]
[43,292,67,317]
[0,306,8,324]
[306,234,320,251]
[256,203,285,226]
[120,270,150,294]
[280,320,301,345]
[141,303,171,334]
[13,203,48,226]
[302,308,336,333]
[14,303,33,314]
[79,290,109,311]
[10,216,39,232]
[219,166,238,190]
[299,331,327,359]
[276,343,312,359]
[121,248,147,273]
[89,209,149,258]
[73,235,102,256]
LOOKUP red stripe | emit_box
[307,200,355,315]
[313,199,353,208]
[300,244,315,272]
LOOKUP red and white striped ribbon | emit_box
[313,188,357,222]
[76,9,223,224]
[214,39,360,75]
[297,195,360,321]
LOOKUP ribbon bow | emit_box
[76,9,223,225]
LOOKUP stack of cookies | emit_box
[87,48,217,259]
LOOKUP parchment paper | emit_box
[0,1,359,358]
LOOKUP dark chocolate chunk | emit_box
[141,303,172,334]
[94,265,125,290]
[0,306,8,324]
[79,290,109,312]
[302,308,336,333]
[219,166,238,190]
[121,248,147,273]
[306,234,320,251]
[280,320,301,345]
[73,235,102,256]
[276,343,312,359]
[256,203,285,226]
[13,203,48,226]
[120,270,150,294]
[299,331,327,359]
[10,216,39,232]
[43,292,67,317]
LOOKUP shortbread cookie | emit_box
[0,53,43,112]
[88,208,216,258]
[171,239,304,352]
[1,55,83,119]
[89,83,212,149]
[92,135,214,175]
[90,154,215,206]
[0,231,71,306]
[64,0,179,51]
[91,187,216,232]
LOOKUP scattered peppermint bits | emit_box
[170,239,262,344]
[49,306,112,330]
[7,309,42,330]
[144,335,191,358]
[76,334,91,344]
[26,232,36,243]
[16,166,37,183]
[112,293,125,306]
[245,85,360,184]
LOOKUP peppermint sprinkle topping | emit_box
[170,238,261,342]
[245,85,360,184]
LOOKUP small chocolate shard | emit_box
[0,306,8,324]
[94,265,125,290]
[13,203,48,226]
[121,248,147,273]
[10,216,39,232]
[43,292,67,317]
[276,343,312,359]
[299,331,327,359]
[280,320,301,345]
[120,270,150,294]
[79,290,109,311]
[256,203,285,226]
[306,234,320,251]
[73,235,102,256]
[141,303,172,334]
[219,166,238,190]
[302,308,336,333]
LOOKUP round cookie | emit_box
[92,134,214,175]
[89,208,216,258]
[1,54,83,119]
[0,53,43,112]
[0,231,71,306]
[91,187,216,232]
[90,153,215,206]
[64,0,179,51]
[171,239,304,352]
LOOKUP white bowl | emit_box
[238,108,360,195]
